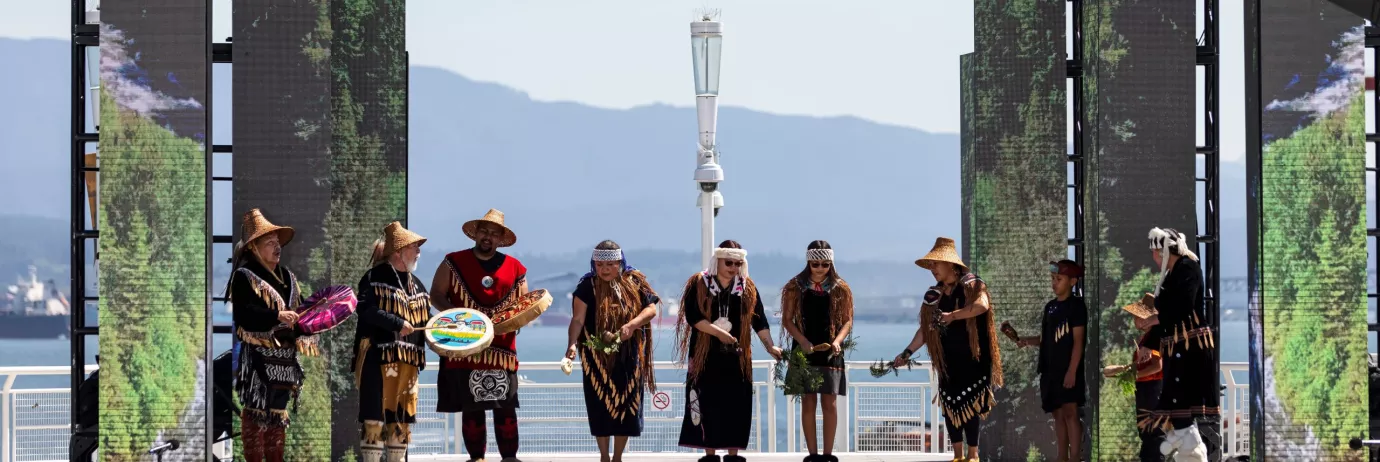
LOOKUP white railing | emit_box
[0,362,1249,461]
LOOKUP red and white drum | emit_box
[424,308,495,359]
[490,289,553,335]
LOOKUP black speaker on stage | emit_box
[1326,0,1380,23]
[69,358,99,462]
[212,349,238,441]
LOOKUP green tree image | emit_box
[1260,92,1368,461]
[324,0,410,459]
[1079,0,1198,459]
[98,87,209,461]
[961,0,1066,459]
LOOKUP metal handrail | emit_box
[0,362,1248,461]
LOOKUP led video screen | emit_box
[232,0,408,459]
[232,0,335,459]
[98,0,211,459]
[326,0,411,458]
[959,0,1066,459]
[1253,0,1368,459]
[1080,0,1198,459]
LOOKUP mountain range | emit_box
[0,37,1253,299]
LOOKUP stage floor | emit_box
[411,453,954,462]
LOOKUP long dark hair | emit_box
[793,240,841,283]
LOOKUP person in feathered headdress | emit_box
[778,240,854,462]
[562,240,661,462]
[674,240,784,462]
[892,237,1003,462]
[1133,227,1218,462]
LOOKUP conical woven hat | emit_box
[915,237,967,270]
[242,208,295,247]
[462,209,517,247]
[382,222,427,258]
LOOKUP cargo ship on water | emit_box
[0,266,70,339]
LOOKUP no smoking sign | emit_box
[652,391,671,410]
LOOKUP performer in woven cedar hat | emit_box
[562,240,661,462]
[430,209,529,462]
[352,222,433,462]
[1134,228,1217,462]
[228,209,308,462]
[676,240,784,462]
[892,237,1003,462]
[779,240,853,462]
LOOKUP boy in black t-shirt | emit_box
[1017,260,1087,462]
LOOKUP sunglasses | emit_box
[810,262,831,269]
[722,260,744,268]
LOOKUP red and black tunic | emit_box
[436,250,527,413]
[440,249,527,371]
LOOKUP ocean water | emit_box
[0,320,1257,389]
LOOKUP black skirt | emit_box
[580,338,648,437]
[1157,343,1219,414]
[678,350,753,450]
[235,342,301,426]
[1040,362,1086,413]
[436,367,521,412]
[938,349,993,427]
[784,344,848,396]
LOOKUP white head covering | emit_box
[709,247,749,278]
[806,248,834,261]
[1148,227,1199,297]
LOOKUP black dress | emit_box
[678,277,770,450]
[936,282,994,427]
[786,281,847,396]
[573,276,659,437]
[230,259,304,427]
[1038,296,1087,412]
[1138,257,1218,430]
[353,263,433,427]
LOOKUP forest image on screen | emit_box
[1255,0,1368,459]
[97,0,211,460]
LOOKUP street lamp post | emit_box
[691,13,724,269]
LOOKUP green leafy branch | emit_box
[772,335,858,401]
[583,331,622,354]
[869,357,923,378]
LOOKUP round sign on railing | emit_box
[653,391,671,410]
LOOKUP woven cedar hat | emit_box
[242,208,295,247]
[915,237,967,270]
[382,222,427,258]
[462,209,517,248]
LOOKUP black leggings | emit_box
[945,417,981,447]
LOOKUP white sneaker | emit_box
[1160,425,1208,462]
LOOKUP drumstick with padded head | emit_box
[419,323,461,330]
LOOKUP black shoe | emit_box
[724,456,747,462]
[802,455,819,462]
[697,456,721,462]
[822,455,839,462]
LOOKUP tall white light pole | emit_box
[691,13,725,269]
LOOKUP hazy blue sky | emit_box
[1,0,1262,162]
